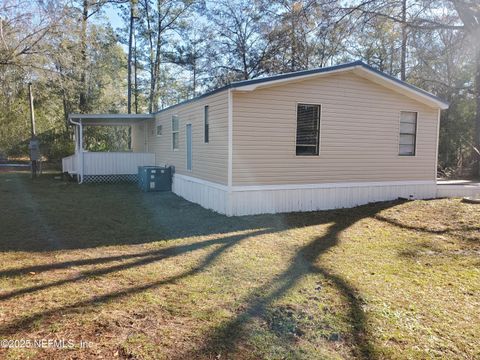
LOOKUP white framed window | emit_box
[296,103,321,156]
[172,115,179,150]
[204,105,209,143]
[399,111,417,156]
[156,124,162,136]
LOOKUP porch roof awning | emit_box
[68,113,154,126]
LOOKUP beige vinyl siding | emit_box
[232,71,439,186]
[147,90,229,185]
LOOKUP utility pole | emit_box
[28,83,40,178]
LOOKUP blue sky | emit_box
[94,4,124,31]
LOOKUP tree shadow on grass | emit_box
[374,214,479,236]
[173,202,399,360]
[0,228,270,336]
[0,229,270,302]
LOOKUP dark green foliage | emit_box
[0,3,128,161]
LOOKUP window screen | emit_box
[296,104,321,156]
[399,111,417,156]
[204,105,209,143]
[172,115,179,150]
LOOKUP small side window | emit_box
[204,105,209,143]
[172,115,179,150]
[156,124,162,136]
[399,111,417,156]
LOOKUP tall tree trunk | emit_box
[144,0,155,113]
[474,46,480,177]
[148,66,155,113]
[152,13,162,112]
[242,49,248,80]
[134,28,138,114]
[56,62,71,132]
[79,0,88,113]
[127,1,138,150]
[152,41,161,111]
[400,0,407,81]
[151,0,163,112]
[389,43,394,75]
[192,60,196,98]
[290,12,296,71]
[127,1,135,114]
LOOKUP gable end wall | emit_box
[232,71,440,186]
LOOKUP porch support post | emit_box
[75,125,79,153]
[79,119,84,183]
[74,126,77,152]
[69,117,84,184]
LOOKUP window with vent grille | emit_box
[296,104,321,156]
[399,111,417,156]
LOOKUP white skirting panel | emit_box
[172,175,437,216]
[230,181,437,216]
[172,174,229,215]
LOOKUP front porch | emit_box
[62,114,155,183]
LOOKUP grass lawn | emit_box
[0,172,478,359]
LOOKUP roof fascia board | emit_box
[235,66,359,91]
[68,113,154,126]
[74,122,140,126]
[152,87,231,116]
[69,114,154,120]
[232,63,448,110]
[353,67,449,110]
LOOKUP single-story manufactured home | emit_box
[63,60,449,216]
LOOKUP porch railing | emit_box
[83,152,155,175]
[62,152,156,180]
